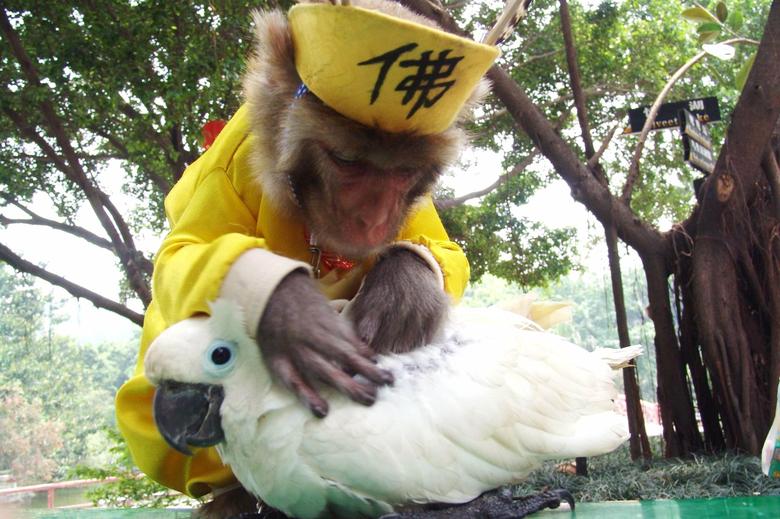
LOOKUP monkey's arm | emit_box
[395,197,470,302]
[348,197,469,353]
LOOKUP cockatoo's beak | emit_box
[153,381,225,455]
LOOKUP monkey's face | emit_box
[279,98,462,259]
[244,3,477,259]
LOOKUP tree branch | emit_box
[117,101,179,171]
[435,149,540,209]
[523,48,562,65]
[1,105,72,174]
[622,37,759,204]
[587,124,620,168]
[0,242,144,326]
[13,152,123,163]
[91,127,172,194]
[480,84,616,127]
[0,195,113,250]
[559,0,595,158]
[436,104,572,210]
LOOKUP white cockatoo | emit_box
[145,300,640,519]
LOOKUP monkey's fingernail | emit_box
[355,388,376,406]
[310,403,329,418]
[379,369,394,385]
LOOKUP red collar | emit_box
[304,231,357,278]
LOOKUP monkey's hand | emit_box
[348,247,449,354]
[257,271,394,418]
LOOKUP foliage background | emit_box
[0,267,136,484]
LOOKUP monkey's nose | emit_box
[356,212,389,239]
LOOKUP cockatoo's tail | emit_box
[762,380,780,477]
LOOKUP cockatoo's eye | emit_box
[204,339,237,377]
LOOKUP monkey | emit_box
[114,0,494,516]
[224,0,484,416]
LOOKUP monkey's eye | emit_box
[203,339,238,377]
[328,150,361,166]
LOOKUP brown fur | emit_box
[193,486,258,518]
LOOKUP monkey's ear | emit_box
[243,10,300,105]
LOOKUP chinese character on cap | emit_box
[289,3,500,135]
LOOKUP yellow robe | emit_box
[115,105,470,497]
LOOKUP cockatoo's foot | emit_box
[232,513,288,519]
[230,503,290,519]
[230,508,289,519]
[380,487,575,519]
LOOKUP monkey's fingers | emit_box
[298,352,378,406]
[268,355,329,418]
[349,335,381,362]
[341,346,395,387]
[311,336,394,387]
[303,326,394,387]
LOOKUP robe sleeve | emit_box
[396,197,470,302]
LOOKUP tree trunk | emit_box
[605,224,652,460]
[643,252,703,456]
[685,2,780,454]
[672,244,727,452]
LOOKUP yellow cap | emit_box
[289,3,499,135]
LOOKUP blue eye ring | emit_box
[204,339,238,377]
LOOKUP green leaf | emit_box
[682,6,719,24]
[716,2,728,23]
[735,51,756,91]
[697,22,722,33]
[698,31,720,44]
[731,10,744,31]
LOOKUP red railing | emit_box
[0,478,117,509]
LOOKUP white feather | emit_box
[146,302,638,519]
[483,0,532,46]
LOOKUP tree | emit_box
[0,266,137,478]
[401,0,778,458]
[0,384,64,484]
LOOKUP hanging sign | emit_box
[679,109,715,174]
[624,96,721,134]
